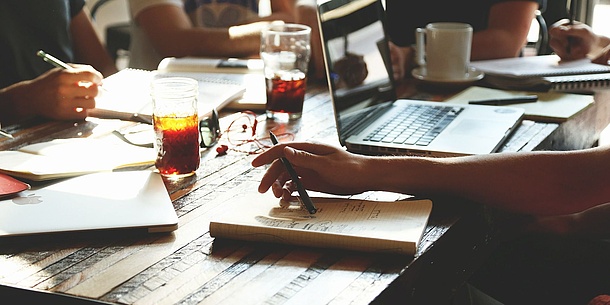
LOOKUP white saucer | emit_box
[411,67,484,85]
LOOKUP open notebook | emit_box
[91,68,246,121]
[0,171,178,237]
[157,57,267,110]
[317,0,524,157]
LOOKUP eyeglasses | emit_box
[113,108,222,149]
[199,108,221,148]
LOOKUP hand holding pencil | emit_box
[548,19,596,62]
[30,50,104,120]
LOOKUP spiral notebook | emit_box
[91,68,246,121]
[471,55,610,93]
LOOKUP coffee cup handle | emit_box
[415,28,426,67]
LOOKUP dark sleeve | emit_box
[385,0,540,47]
[69,0,86,18]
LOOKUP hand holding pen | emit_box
[269,132,317,214]
[34,50,104,120]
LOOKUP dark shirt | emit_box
[0,0,85,89]
[386,0,539,47]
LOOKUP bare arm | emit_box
[0,67,103,123]
[134,5,269,59]
[470,1,538,60]
[252,142,610,217]
[528,202,610,238]
[71,9,118,77]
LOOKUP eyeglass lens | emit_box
[200,108,220,148]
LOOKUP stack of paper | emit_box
[93,67,247,119]
[470,55,610,92]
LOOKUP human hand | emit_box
[389,42,413,81]
[251,141,373,199]
[6,65,103,121]
[549,19,596,61]
[591,44,610,65]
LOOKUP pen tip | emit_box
[36,50,45,57]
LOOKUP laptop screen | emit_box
[317,0,396,144]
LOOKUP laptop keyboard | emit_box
[363,104,463,146]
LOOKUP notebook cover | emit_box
[0,173,30,198]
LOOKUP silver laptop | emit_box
[0,171,178,237]
[316,0,524,157]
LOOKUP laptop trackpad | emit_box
[449,119,508,138]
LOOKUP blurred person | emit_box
[386,0,539,80]
[128,0,325,79]
[0,0,118,124]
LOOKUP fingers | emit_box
[254,142,340,195]
[258,159,287,193]
[251,141,331,167]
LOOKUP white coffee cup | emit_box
[415,22,473,80]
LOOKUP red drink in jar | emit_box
[153,114,200,177]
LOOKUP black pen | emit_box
[269,131,317,214]
[468,95,538,106]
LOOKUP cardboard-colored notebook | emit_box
[444,86,594,123]
[209,192,432,255]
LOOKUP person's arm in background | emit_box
[71,8,118,77]
[133,4,269,59]
[391,1,538,80]
[549,19,610,64]
[292,0,325,80]
[0,6,111,124]
[471,0,538,60]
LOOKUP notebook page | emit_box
[209,192,432,255]
[0,136,155,181]
[95,68,246,118]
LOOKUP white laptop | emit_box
[0,171,178,237]
[316,0,524,157]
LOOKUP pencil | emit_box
[269,131,317,214]
[566,0,577,55]
[0,131,12,139]
[36,50,73,70]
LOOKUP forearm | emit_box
[471,30,527,60]
[367,147,610,216]
[0,82,36,124]
[531,202,610,237]
[151,26,261,59]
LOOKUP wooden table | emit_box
[1,79,608,305]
